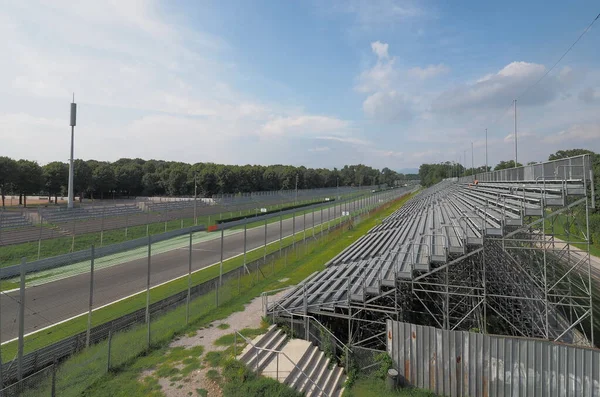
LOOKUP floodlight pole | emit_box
[485,128,488,172]
[68,94,76,209]
[471,141,474,174]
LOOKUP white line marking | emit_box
[1,215,345,345]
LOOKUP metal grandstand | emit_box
[267,154,596,350]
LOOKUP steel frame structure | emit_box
[268,155,596,352]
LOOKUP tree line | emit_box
[0,157,417,207]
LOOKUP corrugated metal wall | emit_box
[387,320,600,397]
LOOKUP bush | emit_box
[220,359,302,397]
[374,352,394,380]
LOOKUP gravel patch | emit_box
[150,288,292,396]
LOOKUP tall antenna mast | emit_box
[514,99,518,167]
[68,94,77,209]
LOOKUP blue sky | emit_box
[1,0,599,170]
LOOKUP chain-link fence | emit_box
[0,188,409,395]
[0,187,375,266]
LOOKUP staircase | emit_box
[237,325,346,397]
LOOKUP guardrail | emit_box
[0,224,207,279]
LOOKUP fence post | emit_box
[146,236,151,350]
[17,257,26,381]
[312,207,315,239]
[71,215,75,253]
[86,245,95,348]
[320,207,323,238]
[243,223,248,274]
[37,207,43,260]
[219,228,224,285]
[303,211,306,243]
[292,211,296,249]
[263,219,267,265]
[186,232,192,325]
[107,330,113,372]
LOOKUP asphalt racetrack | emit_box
[0,199,365,342]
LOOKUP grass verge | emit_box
[4,192,412,396]
[0,194,368,267]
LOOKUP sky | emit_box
[1,0,599,171]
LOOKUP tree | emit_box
[115,163,144,197]
[0,156,18,208]
[73,159,93,201]
[548,149,595,161]
[43,161,68,204]
[494,160,523,171]
[15,160,43,207]
[92,164,116,199]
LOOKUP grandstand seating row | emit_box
[272,175,588,313]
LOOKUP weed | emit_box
[196,388,208,397]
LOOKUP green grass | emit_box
[3,192,412,397]
[0,214,352,359]
[213,325,269,346]
[216,323,230,330]
[0,194,366,267]
[219,359,303,397]
[343,376,439,397]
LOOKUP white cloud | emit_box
[503,131,537,143]
[543,123,600,144]
[308,146,331,153]
[371,41,389,59]
[432,62,573,112]
[331,0,424,28]
[407,64,449,80]
[1,1,376,167]
[579,87,600,103]
[355,57,397,93]
[316,135,372,146]
[260,116,350,137]
[363,91,412,122]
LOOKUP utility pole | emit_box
[514,99,518,167]
[463,150,467,176]
[68,94,76,209]
[471,141,474,175]
[295,174,298,204]
[485,128,488,172]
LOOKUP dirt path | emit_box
[151,288,291,397]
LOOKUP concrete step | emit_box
[288,345,323,390]
[284,344,318,388]
[309,357,336,397]
[323,365,345,397]
[262,338,312,382]
[237,324,277,362]
[247,330,288,372]
[299,351,329,396]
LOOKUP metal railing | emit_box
[264,298,352,367]
[233,330,327,397]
